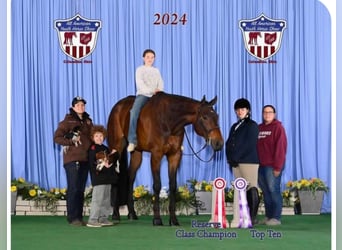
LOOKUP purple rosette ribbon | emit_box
[233,177,252,228]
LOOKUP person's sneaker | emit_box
[100,220,114,226]
[127,143,136,152]
[259,217,270,225]
[265,218,281,226]
[86,222,102,228]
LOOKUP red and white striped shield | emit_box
[239,14,286,61]
[54,14,102,61]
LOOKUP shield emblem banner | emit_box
[239,14,286,61]
[54,14,102,60]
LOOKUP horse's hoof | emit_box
[169,218,180,226]
[152,218,163,226]
[127,213,138,220]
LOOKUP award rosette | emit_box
[233,177,252,228]
[209,177,228,228]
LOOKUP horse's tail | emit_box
[107,96,135,206]
[107,111,129,206]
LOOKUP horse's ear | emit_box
[200,95,206,103]
[208,96,217,106]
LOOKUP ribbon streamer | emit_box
[234,177,252,228]
[210,177,227,228]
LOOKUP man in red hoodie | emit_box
[257,105,287,226]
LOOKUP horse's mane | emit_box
[151,92,200,104]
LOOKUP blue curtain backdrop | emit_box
[11,0,331,212]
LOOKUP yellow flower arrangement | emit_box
[132,184,197,215]
[188,179,213,192]
[282,189,297,207]
[175,184,195,215]
[11,178,35,199]
[286,177,329,195]
[29,189,37,197]
[178,185,191,200]
[133,185,151,200]
[282,189,291,199]
[11,177,69,213]
[225,187,234,203]
[11,177,197,215]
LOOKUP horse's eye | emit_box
[202,115,208,120]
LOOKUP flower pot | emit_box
[196,191,212,214]
[298,190,324,215]
[11,191,17,215]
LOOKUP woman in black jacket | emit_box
[226,98,259,227]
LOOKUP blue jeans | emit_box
[64,161,89,223]
[127,95,149,144]
[258,166,283,220]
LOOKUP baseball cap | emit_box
[72,96,87,106]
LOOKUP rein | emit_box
[183,129,216,163]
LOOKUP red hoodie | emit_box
[257,119,287,171]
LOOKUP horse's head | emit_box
[194,96,224,151]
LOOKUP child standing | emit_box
[87,125,120,227]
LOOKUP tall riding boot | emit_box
[230,187,240,228]
[247,187,260,225]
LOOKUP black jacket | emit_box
[88,144,119,186]
[225,116,259,168]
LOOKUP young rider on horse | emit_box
[127,49,164,152]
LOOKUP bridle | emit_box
[183,129,215,162]
[182,106,220,162]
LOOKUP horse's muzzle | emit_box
[211,138,224,151]
[207,128,224,151]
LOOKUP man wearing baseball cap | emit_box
[54,96,93,226]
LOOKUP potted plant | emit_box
[176,184,195,215]
[11,177,35,215]
[133,185,153,215]
[286,178,329,215]
[188,179,213,214]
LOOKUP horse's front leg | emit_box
[167,151,182,226]
[151,153,163,226]
[127,151,143,220]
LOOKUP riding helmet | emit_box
[234,98,251,110]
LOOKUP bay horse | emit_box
[107,92,224,226]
